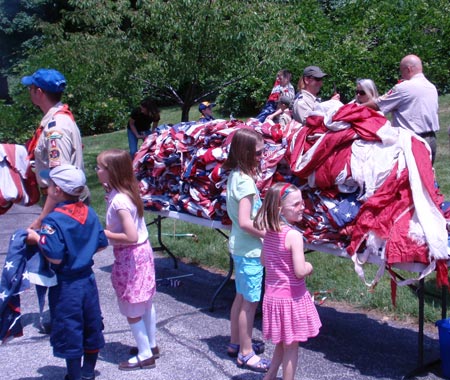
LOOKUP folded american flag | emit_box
[0,229,38,343]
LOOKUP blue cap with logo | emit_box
[21,68,67,93]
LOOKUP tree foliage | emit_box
[327,0,450,99]
[1,0,449,141]
[0,0,71,98]
[125,0,322,120]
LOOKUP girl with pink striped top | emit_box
[254,183,321,380]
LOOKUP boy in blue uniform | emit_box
[198,101,216,122]
[27,164,108,380]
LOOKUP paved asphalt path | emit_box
[0,204,446,379]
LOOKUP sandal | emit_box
[237,351,270,373]
[227,342,265,358]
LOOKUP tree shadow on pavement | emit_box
[303,305,442,379]
[16,365,66,380]
[150,255,237,315]
[103,254,444,379]
[201,334,267,360]
[231,373,269,380]
[99,340,138,365]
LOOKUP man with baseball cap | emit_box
[21,68,88,229]
[198,101,216,122]
[292,65,340,124]
[22,68,88,334]
[21,68,67,93]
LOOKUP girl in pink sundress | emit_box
[96,149,159,371]
[254,182,321,380]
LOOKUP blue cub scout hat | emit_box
[21,69,67,93]
[40,164,86,196]
[199,101,216,112]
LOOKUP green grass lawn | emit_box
[83,97,450,324]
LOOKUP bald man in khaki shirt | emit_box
[363,54,439,163]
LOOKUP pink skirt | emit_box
[111,240,156,305]
[117,298,152,318]
[263,289,321,345]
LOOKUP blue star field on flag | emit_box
[0,229,39,342]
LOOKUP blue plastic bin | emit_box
[436,318,450,378]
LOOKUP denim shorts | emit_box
[233,255,263,302]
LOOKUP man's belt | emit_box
[418,131,436,139]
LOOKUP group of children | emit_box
[25,127,319,380]
[26,149,157,380]
[223,128,321,379]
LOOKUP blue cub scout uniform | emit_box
[38,201,108,359]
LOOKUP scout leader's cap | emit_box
[21,68,67,93]
[199,101,216,112]
[303,66,328,78]
[40,164,86,196]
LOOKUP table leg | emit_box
[147,215,178,268]
[401,280,445,379]
[210,253,234,312]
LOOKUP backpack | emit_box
[0,144,40,214]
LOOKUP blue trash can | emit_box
[436,318,450,378]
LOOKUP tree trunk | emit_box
[0,75,11,102]
[179,81,200,122]
[181,103,191,122]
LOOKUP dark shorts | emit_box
[49,273,104,359]
[418,132,437,164]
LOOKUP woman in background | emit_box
[354,78,379,105]
[127,98,160,159]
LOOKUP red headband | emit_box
[279,183,291,199]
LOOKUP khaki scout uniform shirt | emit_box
[34,102,84,188]
[375,73,439,134]
[292,90,321,125]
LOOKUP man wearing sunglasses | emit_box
[292,66,340,125]
[363,54,439,163]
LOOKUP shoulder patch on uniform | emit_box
[48,121,56,128]
[380,87,396,100]
[41,224,56,235]
[49,149,61,160]
[47,130,63,139]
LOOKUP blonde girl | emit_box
[254,182,321,380]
